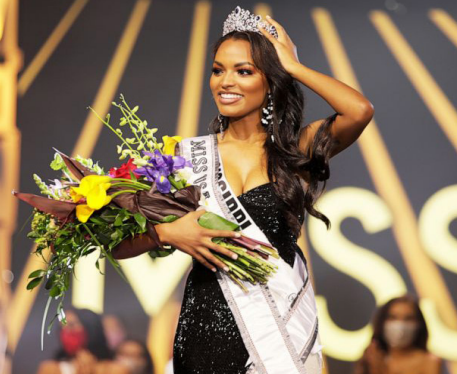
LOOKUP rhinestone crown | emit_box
[222,6,279,39]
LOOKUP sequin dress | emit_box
[172,182,306,374]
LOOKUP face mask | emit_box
[117,356,146,374]
[60,329,88,356]
[383,320,418,349]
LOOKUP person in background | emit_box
[36,308,128,374]
[115,338,154,374]
[102,314,127,351]
[354,294,442,374]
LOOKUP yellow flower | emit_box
[162,135,182,156]
[70,175,112,223]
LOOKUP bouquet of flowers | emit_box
[14,94,279,344]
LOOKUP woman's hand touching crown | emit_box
[257,15,301,75]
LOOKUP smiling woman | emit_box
[151,6,374,374]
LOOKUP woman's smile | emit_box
[218,92,244,105]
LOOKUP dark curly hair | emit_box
[209,30,339,236]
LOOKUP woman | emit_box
[354,295,442,374]
[115,338,154,374]
[36,308,128,374]
[154,7,374,374]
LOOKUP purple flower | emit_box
[135,150,191,184]
[172,156,192,171]
[156,174,171,194]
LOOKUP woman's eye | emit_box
[211,68,222,75]
[238,69,253,75]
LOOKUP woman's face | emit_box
[210,39,269,122]
[382,301,420,349]
[385,301,418,323]
[116,341,147,374]
[62,310,84,332]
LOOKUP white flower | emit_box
[176,168,191,182]
[197,193,209,211]
[58,309,66,322]
[132,158,149,166]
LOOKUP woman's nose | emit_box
[221,71,236,87]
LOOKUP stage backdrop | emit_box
[1,0,457,373]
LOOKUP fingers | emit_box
[201,247,229,271]
[256,21,276,42]
[193,209,207,218]
[194,248,229,272]
[202,228,241,239]
[193,251,217,273]
[265,15,285,34]
[206,240,238,260]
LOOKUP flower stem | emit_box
[111,178,150,188]
[110,182,149,191]
[88,106,134,152]
[110,189,138,198]
[41,296,52,351]
[82,223,127,283]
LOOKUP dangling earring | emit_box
[218,114,225,140]
[261,92,275,142]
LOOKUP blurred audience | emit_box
[102,314,127,351]
[354,294,442,374]
[115,338,154,374]
[36,308,128,374]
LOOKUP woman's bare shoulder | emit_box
[36,360,61,374]
[419,351,442,373]
[95,360,129,374]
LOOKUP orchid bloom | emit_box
[162,135,182,156]
[70,175,112,223]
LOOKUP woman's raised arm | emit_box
[258,15,374,159]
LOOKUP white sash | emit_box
[179,134,323,374]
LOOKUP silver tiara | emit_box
[222,6,279,39]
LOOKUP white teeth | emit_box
[220,93,243,99]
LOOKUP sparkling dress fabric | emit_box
[173,182,305,374]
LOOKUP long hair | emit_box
[209,31,338,236]
[371,294,429,352]
[55,308,112,360]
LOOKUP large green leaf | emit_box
[133,213,147,231]
[27,276,43,290]
[198,212,239,231]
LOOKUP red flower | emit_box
[109,158,140,179]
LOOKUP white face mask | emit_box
[383,320,418,349]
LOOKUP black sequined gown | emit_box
[173,182,306,374]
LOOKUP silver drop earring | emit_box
[218,114,225,140]
[261,92,275,142]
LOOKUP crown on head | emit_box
[222,6,279,39]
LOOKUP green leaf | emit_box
[89,216,107,225]
[161,215,179,223]
[27,276,43,290]
[110,229,123,241]
[114,214,123,226]
[133,213,147,231]
[50,153,65,171]
[198,212,239,231]
[45,274,57,290]
[49,286,61,298]
[148,247,176,259]
[28,269,45,279]
[128,169,138,182]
